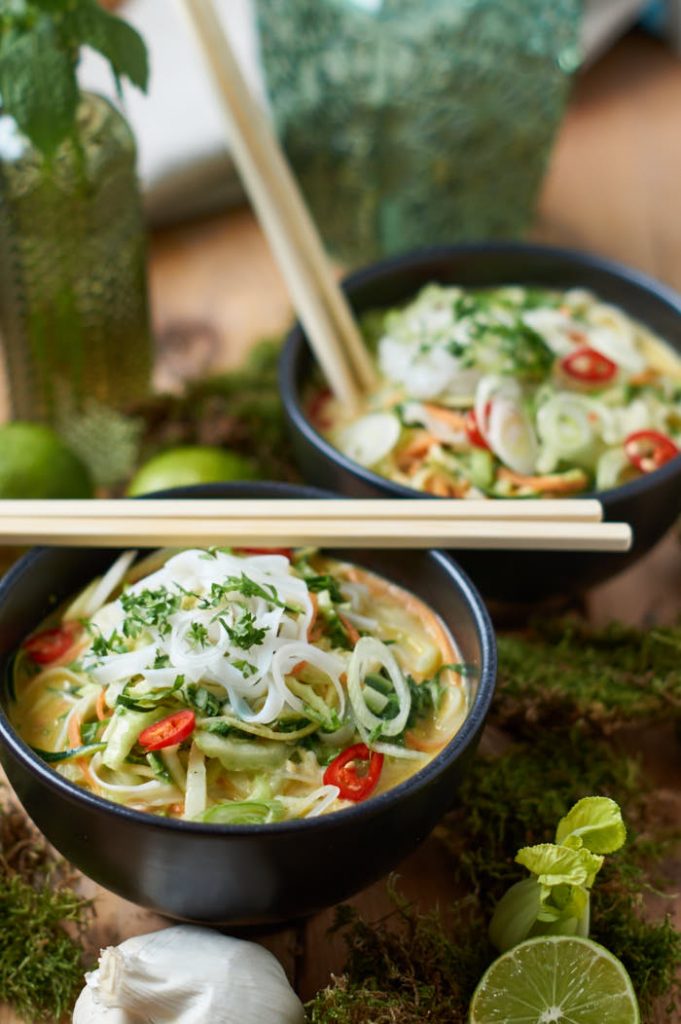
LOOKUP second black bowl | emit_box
[280,242,681,602]
[0,482,496,925]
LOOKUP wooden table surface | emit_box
[3,29,681,1021]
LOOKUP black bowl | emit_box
[0,482,496,925]
[280,242,681,602]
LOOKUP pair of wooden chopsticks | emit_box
[0,500,632,552]
[178,0,373,410]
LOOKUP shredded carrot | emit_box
[629,368,660,387]
[169,802,185,816]
[68,712,82,748]
[497,467,588,494]
[307,592,319,642]
[67,712,95,785]
[291,661,307,676]
[423,471,469,498]
[339,613,360,647]
[96,687,109,721]
[422,404,467,432]
[396,431,437,471]
[404,730,448,753]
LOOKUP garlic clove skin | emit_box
[73,984,133,1024]
[73,925,305,1024]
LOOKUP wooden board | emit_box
[3,29,681,1019]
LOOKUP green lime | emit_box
[0,422,92,498]
[469,935,639,1024]
[127,446,257,496]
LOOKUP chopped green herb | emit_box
[304,574,344,604]
[201,573,287,610]
[90,630,127,657]
[219,610,267,650]
[120,586,180,639]
[187,622,209,649]
[232,659,258,678]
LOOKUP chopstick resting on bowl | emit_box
[0,500,632,552]
[177,0,374,411]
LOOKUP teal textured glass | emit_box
[257,0,581,264]
[0,93,152,423]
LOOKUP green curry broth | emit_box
[10,550,469,821]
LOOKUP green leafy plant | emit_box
[489,796,627,952]
[0,0,148,155]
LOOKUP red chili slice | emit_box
[22,622,81,665]
[624,429,679,474]
[139,710,196,751]
[465,408,490,450]
[323,742,384,802]
[560,347,617,385]
[235,548,293,559]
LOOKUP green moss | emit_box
[495,619,681,734]
[308,729,680,1023]
[306,892,490,1024]
[0,872,91,1022]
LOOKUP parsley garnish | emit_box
[219,610,267,650]
[90,630,127,657]
[232,659,258,678]
[120,586,181,639]
[304,574,344,603]
[187,622,209,649]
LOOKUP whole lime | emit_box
[127,446,257,496]
[0,422,92,498]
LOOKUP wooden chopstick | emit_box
[0,499,605,523]
[0,513,632,552]
[178,0,374,406]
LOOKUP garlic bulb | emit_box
[73,926,305,1024]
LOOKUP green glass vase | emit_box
[0,93,152,423]
[257,0,581,265]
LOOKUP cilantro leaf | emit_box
[219,610,267,650]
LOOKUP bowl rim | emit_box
[0,481,497,837]
[280,240,681,506]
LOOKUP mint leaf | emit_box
[555,795,627,854]
[0,16,78,155]
[0,0,148,156]
[63,1,148,94]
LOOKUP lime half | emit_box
[469,935,639,1024]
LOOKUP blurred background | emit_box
[85,0,681,231]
